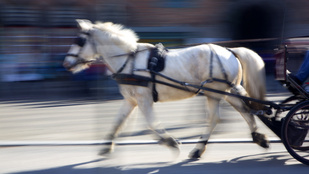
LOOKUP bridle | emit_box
[66,30,149,74]
[65,31,98,70]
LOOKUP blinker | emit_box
[74,36,87,47]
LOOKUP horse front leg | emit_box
[137,97,180,153]
[189,97,220,159]
[99,99,137,155]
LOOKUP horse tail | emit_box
[229,47,266,110]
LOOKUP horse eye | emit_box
[74,37,87,47]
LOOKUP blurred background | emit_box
[2,2,309,172]
[0,0,309,97]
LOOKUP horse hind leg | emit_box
[99,100,137,156]
[225,86,269,148]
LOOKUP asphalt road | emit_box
[1,75,308,173]
[1,143,308,174]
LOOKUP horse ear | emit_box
[76,19,92,30]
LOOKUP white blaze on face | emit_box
[63,44,81,68]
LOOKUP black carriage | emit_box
[271,45,309,165]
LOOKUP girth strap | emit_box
[148,43,168,102]
[151,73,159,102]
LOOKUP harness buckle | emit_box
[195,79,213,94]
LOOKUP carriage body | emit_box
[275,45,287,82]
[271,45,309,165]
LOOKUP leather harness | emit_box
[113,43,167,102]
[113,44,238,102]
[68,33,238,102]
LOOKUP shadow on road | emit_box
[9,151,306,174]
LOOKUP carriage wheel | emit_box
[281,100,309,165]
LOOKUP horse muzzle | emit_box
[63,55,77,70]
[63,61,74,71]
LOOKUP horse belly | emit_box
[156,85,197,102]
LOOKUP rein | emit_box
[68,31,272,110]
[114,44,239,103]
[118,70,279,112]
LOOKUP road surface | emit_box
[1,75,308,173]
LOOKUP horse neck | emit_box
[99,43,133,74]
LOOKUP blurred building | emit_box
[0,0,309,82]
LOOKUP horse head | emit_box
[63,19,139,73]
[63,19,98,73]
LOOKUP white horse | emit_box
[63,19,269,159]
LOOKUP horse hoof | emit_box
[98,147,113,156]
[159,137,180,148]
[251,132,269,148]
[158,137,180,155]
[189,147,206,159]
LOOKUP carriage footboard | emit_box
[257,115,282,138]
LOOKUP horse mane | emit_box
[93,22,139,51]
